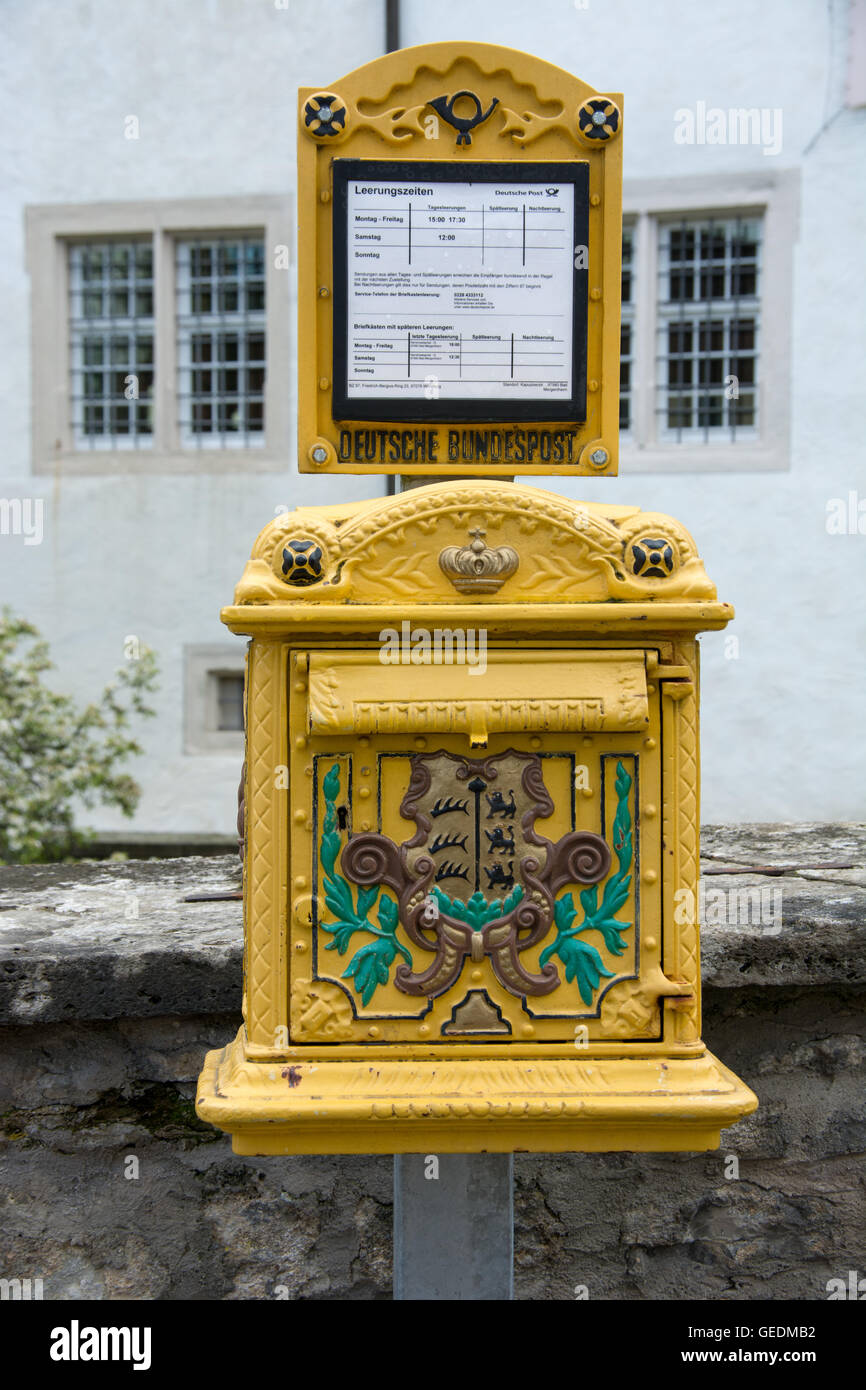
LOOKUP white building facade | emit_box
[1,0,864,839]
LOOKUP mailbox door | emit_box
[288,647,665,1047]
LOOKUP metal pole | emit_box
[393,1153,514,1300]
[385,0,400,54]
[383,0,514,1267]
[384,0,401,496]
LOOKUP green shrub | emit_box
[0,611,158,862]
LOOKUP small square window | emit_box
[183,645,247,754]
[216,673,245,731]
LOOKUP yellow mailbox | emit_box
[197,42,756,1156]
[196,480,758,1153]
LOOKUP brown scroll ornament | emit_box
[340,750,610,999]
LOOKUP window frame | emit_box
[183,644,247,755]
[620,169,799,473]
[26,197,292,475]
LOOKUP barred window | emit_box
[68,241,155,448]
[31,199,287,474]
[619,224,635,432]
[656,216,760,441]
[176,237,266,447]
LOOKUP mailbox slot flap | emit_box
[307,649,649,740]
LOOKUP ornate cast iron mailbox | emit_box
[196,481,758,1153]
[196,42,757,1154]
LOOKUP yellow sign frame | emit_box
[297,42,623,476]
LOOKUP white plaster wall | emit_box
[0,0,864,835]
[0,0,387,836]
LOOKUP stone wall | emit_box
[1,825,863,1300]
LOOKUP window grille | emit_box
[656,216,760,442]
[68,241,154,448]
[176,237,266,447]
[619,223,635,433]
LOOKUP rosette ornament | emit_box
[303,93,347,139]
[576,97,621,142]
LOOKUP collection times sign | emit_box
[332,161,588,424]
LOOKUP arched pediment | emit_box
[236,482,716,605]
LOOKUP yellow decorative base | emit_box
[197,1028,757,1155]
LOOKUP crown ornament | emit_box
[438,527,520,594]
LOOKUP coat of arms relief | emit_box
[315,749,636,1016]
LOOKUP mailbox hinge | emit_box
[646,650,694,699]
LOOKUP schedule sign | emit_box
[332,161,589,423]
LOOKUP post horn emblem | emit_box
[439,527,519,594]
[427,91,499,145]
